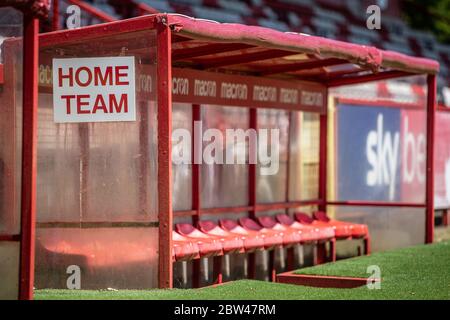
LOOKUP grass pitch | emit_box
[35,240,450,300]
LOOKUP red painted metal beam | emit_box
[337,98,425,110]
[156,20,173,289]
[249,108,257,218]
[326,70,414,87]
[321,67,366,80]
[327,201,426,208]
[0,234,21,241]
[192,104,201,224]
[259,58,347,76]
[0,63,3,84]
[173,201,323,217]
[425,74,436,244]
[40,15,158,48]
[277,271,374,289]
[318,112,328,212]
[52,0,59,31]
[173,43,254,61]
[285,111,292,211]
[191,103,201,289]
[254,200,323,211]
[19,15,39,301]
[199,49,296,69]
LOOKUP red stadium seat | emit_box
[219,219,270,251]
[276,213,335,242]
[197,220,245,254]
[172,231,200,262]
[313,211,369,238]
[175,223,223,258]
[256,215,302,246]
[313,211,371,255]
[238,217,284,282]
[295,212,352,239]
[238,217,284,249]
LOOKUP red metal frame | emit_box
[192,103,201,222]
[318,113,328,212]
[277,271,374,289]
[156,19,173,289]
[425,75,437,243]
[249,108,258,218]
[327,201,426,208]
[327,70,414,87]
[260,58,347,76]
[52,0,59,30]
[19,15,40,300]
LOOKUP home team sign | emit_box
[52,57,136,123]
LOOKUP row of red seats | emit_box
[172,211,370,286]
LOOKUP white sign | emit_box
[52,57,136,123]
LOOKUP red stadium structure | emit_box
[0,11,439,299]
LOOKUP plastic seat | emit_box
[276,213,334,242]
[295,212,352,239]
[175,223,223,257]
[238,217,284,249]
[219,219,271,251]
[197,220,245,254]
[313,211,369,238]
[172,231,200,261]
[256,215,302,246]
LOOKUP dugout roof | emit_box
[40,13,439,84]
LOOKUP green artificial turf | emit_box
[35,240,450,300]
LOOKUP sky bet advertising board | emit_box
[435,112,450,209]
[336,104,427,204]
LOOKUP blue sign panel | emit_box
[337,104,401,201]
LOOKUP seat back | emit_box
[175,223,196,236]
[220,219,239,232]
[257,215,277,229]
[294,212,314,224]
[197,220,217,233]
[313,211,330,222]
[172,231,187,241]
[239,217,262,231]
[276,213,294,226]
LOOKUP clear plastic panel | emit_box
[0,7,23,235]
[0,242,20,299]
[201,105,249,208]
[172,103,192,211]
[256,109,289,203]
[85,100,158,222]
[0,7,23,299]
[36,29,159,288]
[38,30,158,223]
[35,228,158,289]
[37,93,81,222]
[329,76,427,204]
[289,111,320,201]
[329,205,425,252]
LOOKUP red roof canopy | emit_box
[39,13,439,85]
